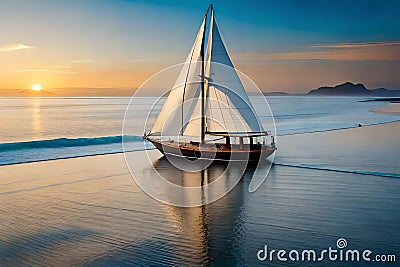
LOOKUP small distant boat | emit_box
[144,4,276,162]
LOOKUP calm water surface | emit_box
[0,96,399,266]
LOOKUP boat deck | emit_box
[147,138,274,153]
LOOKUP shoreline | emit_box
[0,120,399,168]
[0,148,156,167]
[279,119,399,136]
[370,103,400,115]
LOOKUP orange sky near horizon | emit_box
[1,1,400,95]
[2,46,400,95]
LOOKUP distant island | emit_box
[1,82,400,97]
[307,82,400,96]
[264,82,400,97]
[0,87,135,97]
[262,92,290,96]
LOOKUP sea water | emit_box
[0,96,399,266]
[0,96,397,166]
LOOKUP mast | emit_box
[200,5,211,143]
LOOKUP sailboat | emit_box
[144,4,276,162]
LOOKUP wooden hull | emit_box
[146,138,276,162]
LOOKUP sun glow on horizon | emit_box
[32,84,42,91]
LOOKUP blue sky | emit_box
[1,0,399,92]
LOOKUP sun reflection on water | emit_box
[32,98,42,140]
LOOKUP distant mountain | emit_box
[370,88,400,97]
[263,91,290,96]
[18,89,55,96]
[307,82,400,96]
[0,87,134,97]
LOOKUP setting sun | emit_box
[32,84,42,91]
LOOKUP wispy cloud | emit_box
[309,41,400,49]
[71,59,92,64]
[0,43,33,52]
[236,41,400,61]
[51,65,72,69]
[128,59,151,62]
[9,69,76,74]
[263,50,400,61]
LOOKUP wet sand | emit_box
[0,122,399,266]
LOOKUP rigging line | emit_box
[207,87,216,130]
[208,136,225,142]
[204,7,213,134]
[224,90,241,133]
[206,85,214,131]
[213,85,228,131]
[200,12,208,143]
[181,21,203,135]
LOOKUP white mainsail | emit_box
[151,7,264,138]
[151,19,205,136]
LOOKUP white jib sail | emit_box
[151,18,205,137]
[185,10,264,136]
